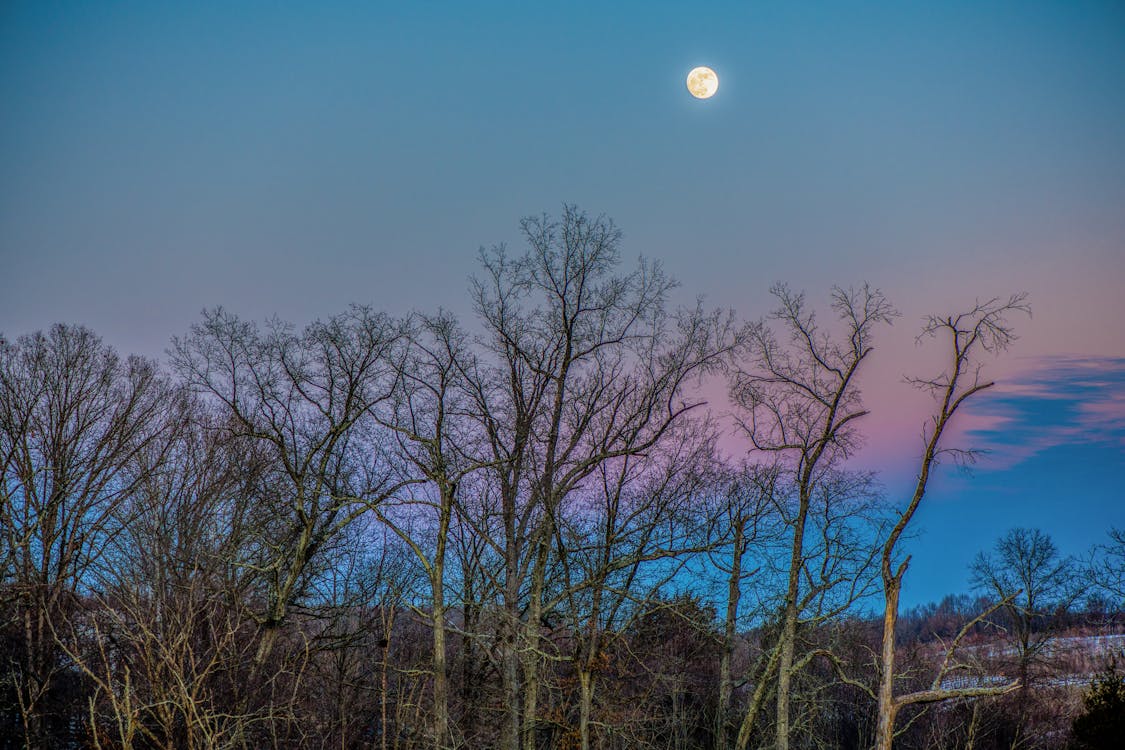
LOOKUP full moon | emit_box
[686,66,719,99]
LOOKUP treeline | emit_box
[2,207,1122,749]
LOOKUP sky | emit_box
[2,0,1123,607]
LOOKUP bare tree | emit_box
[467,205,737,749]
[374,311,485,749]
[0,325,178,748]
[711,462,779,750]
[553,421,718,750]
[170,306,414,666]
[300,521,419,750]
[873,294,1030,750]
[97,412,261,750]
[971,527,1081,746]
[1090,528,1125,606]
[729,283,895,750]
[732,469,884,750]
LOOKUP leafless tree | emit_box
[0,324,179,748]
[1090,528,1125,606]
[553,421,718,750]
[971,527,1081,746]
[374,311,487,749]
[729,283,895,750]
[872,294,1030,750]
[710,462,780,750]
[732,468,884,750]
[301,522,419,750]
[440,480,501,747]
[467,205,737,749]
[170,306,415,667]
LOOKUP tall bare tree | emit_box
[467,205,736,749]
[873,294,1030,750]
[732,468,884,750]
[51,413,264,750]
[374,311,485,749]
[729,284,895,750]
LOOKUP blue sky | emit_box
[2,1,1123,606]
[887,355,1125,605]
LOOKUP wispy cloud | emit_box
[963,355,1125,470]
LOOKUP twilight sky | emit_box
[2,1,1123,607]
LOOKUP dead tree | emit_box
[873,294,1030,750]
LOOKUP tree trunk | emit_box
[380,604,396,750]
[460,594,482,744]
[521,506,554,750]
[735,641,781,750]
[501,639,521,750]
[874,577,901,750]
[520,620,541,750]
[578,668,594,750]
[498,479,523,750]
[717,516,745,750]
[20,604,42,750]
[775,492,810,750]
[775,621,795,750]
[500,573,522,750]
[431,582,448,749]
[874,701,898,750]
[965,701,980,750]
[430,483,453,750]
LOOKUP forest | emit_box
[2,207,1123,750]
